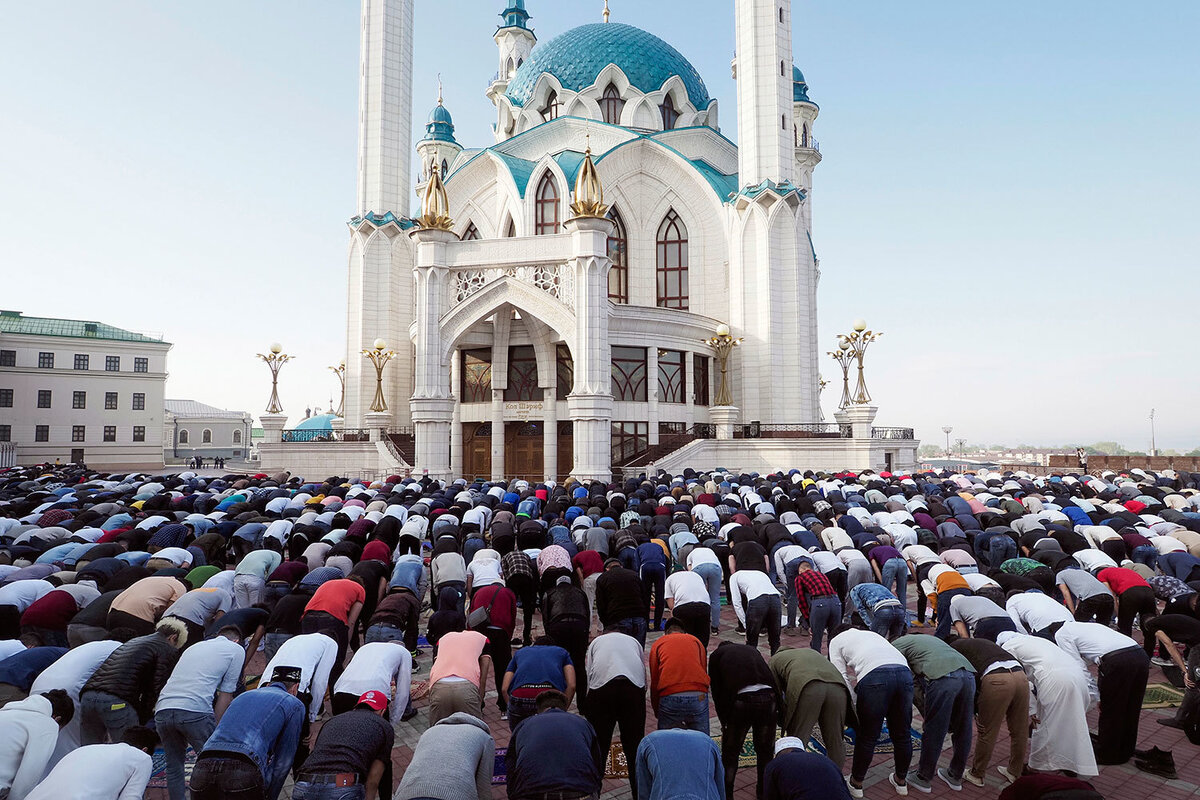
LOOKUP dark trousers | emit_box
[826,569,849,617]
[1074,594,1115,626]
[851,665,914,783]
[1095,646,1150,764]
[935,588,972,639]
[105,609,155,638]
[584,677,645,798]
[916,669,975,781]
[0,606,20,640]
[546,615,591,700]
[166,615,205,651]
[806,595,841,654]
[483,625,512,713]
[189,754,264,800]
[1116,586,1157,639]
[301,611,349,684]
[720,688,777,800]
[974,616,1018,642]
[744,594,781,655]
[671,601,711,647]
[641,565,666,627]
[506,575,537,645]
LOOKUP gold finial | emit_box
[437,74,443,105]
[417,159,455,231]
[569,145,608,220]
[603,0,610,23]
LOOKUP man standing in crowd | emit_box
[709,640,779,799]
[648,619,711,733]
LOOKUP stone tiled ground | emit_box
[146,601,1200,800]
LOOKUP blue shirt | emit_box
[300,566,345,588]
[635,729,724,800]
[506,645,572,691]
[506,709,602,799]
[849,583,900,614]
[637,543,668,570]
[763,749,852,800]
[0,647,68,691]
[200,683,305,800]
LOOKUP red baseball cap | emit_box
[358,690,388,711]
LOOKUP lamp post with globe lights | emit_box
[329,360,347,418]
[942,426,953,459]
[827,339,855,410]
[362,339,396,414]
[703,323,743,407]
[256,344,292,414]
[837,319,882,405]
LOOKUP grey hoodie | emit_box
[395,711,495,800]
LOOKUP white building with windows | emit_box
[0,310,170,469]
[163,400,254,464]
[261,0,918,480]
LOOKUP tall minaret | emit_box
[733,0,794,187]
[357,0,415,217]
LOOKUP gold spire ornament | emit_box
[569,145,609,219]
[417,159,454,231]
[603,0,610,23]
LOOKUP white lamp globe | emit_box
[852,319,867,333]
[716,323,731,337]
[270,343,282,354]
[373,338,387,351]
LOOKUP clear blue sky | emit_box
[2,1,1197,450]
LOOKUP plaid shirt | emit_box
[1148,574,1195,602]
[794,569,837,619]
[502,550,536,583]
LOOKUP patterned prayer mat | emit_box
[1143,682,1185,709]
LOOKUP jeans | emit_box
[657,691,710,734]
[641,565,666,628]
[916,668,975,781]
[610,615,648,648]
[79,689,139,745]
[867,605,907,640]
[692,563,724,629]
[807,595,841,653]
[263,631,291,662]
[366,621,416,652]
[721,688,776,799]
[584,677,646,798]
[783,559,803,628]
[292,782,366,800]
[935,588,972,640]
[745,594,782,655]
[880,558,909,611]
[1130,545,1159,569]
[982,536,1016,572]
[852,665,913,783]
[189,755,265,800]
[155,708,216,800]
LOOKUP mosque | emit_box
[262,0,917,480]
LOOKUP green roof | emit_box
[0,310,167,344]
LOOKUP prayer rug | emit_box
[147,746,196,789]
[1143,682,1185,709]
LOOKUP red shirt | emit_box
[572,550,604,578]
[469,584,517,636]
[20,590,78,630]
[303,579,366,623]
[361,540,392,564]
[1097,567,1149,594]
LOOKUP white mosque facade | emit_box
[278,0,920,481]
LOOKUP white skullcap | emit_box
[774,737,806,756]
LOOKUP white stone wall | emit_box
[734,0,794,186]
[358,0,414,217]
[0,333,169,469]
[640,437,920,478]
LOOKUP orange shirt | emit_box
[303,579,366,624]
[934,570,970,595]
[648,632,709,705]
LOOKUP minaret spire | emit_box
[603,0,610,23]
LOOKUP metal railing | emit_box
[0,442,15,469]
[280,428,379,443]
[736,423,846,439]
[871,427,915,440]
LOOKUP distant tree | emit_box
[1187,448,1200,457]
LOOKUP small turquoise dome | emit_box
[293,414,336,432]
[506,23,710,111]
[793,65,815,105]
[422,102,457,143]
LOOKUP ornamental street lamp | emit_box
[827,339,854,410]
[942,426,954,459]
[837,319,882,405]
[362,339,396,414]
[702,323,743,407]
[329,360,347,418]
[256,343,292,414]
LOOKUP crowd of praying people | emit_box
[2,462,1200,800]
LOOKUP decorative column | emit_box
[491,389,506,482]
[647,347,660,446]
[409,162,458,479]
[260,414,288,445]
[703,324,743,441]
[834,405,877,439]
[564,146,615,482]
[543,387,557,481]
[449,352,463,476]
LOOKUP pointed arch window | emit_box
[607,207,628,303]
[504,216,517,237]
[441,158,449,176]
[656,210,689,310]
[801,124,809,147]
[601,83,625,125]
[535,172,560,235]
[463,222,481,240]
[660,94,679,130]
[540,90,560,122]
[506,58,516,79]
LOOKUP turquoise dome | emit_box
[422,102,457,143]
[293,414,336,432]
[506,23,710,111]
[792,65,815,105]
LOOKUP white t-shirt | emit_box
[151,547,193,567]
[585,632,647,689]
[466,558,503,588]
[1073,549,1118,572]
[260,633,338,722]
[333,642,412,726]
[686,548,721,570]
[664,571,710,606]
[0,580,56,612]
[25,743,152,800]
[963,573,1000,592]
[828,629,908,699]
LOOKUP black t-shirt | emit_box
[266,592,312,634]
[70,590,121,627]
[990,572,1040,593]
[301,708,393,777]
[1146,613,1200,646]
[207,607,269,639]
[732,541,768,572]
[349,560,390,591]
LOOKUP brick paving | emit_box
[146,601,1200,800]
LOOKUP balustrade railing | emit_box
[280,428,379,443]
[736,423,846,439]
[871,427,915,440]
[448,262,573,310]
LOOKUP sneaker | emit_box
[996,766,1017,785]
[889,772,909,795]
[400,707,419,722]
[500,711,509,721]
[844,776,864,799]
[711,626,720,634]
[905,771,931,794]
[736,623,746,633]
[910,619,926,628]
[963,770,985,787]
[936,768,962,791]
[1151,656,1173,667]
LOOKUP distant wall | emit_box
[1047,454,1200,472]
